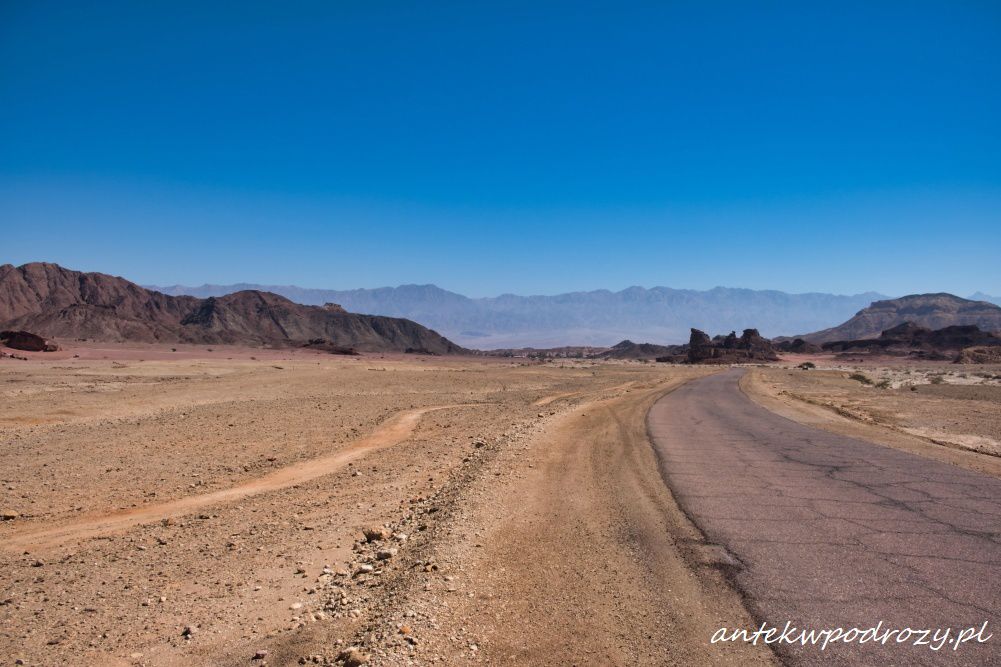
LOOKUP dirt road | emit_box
[648,369,1001,665]
[7,355,765,666]
[289,369,777,666]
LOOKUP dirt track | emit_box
[2,405,477,553]
[3,352,767,666]
[312,369,776,666]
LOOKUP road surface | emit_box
[648,369,1001,665]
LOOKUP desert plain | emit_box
[1,344,1000,666]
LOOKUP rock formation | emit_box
[955,346,1001,364]
[823,323,1001,355]
[686,328,778,364]
[774,338,822,354]
[595,340,684,360]
[0,263,466,354]
[0,330,58,352]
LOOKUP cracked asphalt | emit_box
[648,369,1001,665]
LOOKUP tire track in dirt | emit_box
[359,371,776,666]
[532,380,636,406]
[3,404,479,553]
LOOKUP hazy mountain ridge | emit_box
[970,292,1001,307]
[149,282,890,347]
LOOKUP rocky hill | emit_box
[0,263,465,354]
[594,340,683,360]
[797,294,1001,344]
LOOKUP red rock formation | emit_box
[0,263,466,354]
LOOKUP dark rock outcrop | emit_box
[775,338,822,354]
[687,328,778,364]
[0,263,466,354]
[823,323,1001,355]
[0,330,58,352]
[301,339,360,355]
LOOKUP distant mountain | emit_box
[1,263,464,353]
[595,340,682,360]
[970,292,1001,307]
[798,294,1001,344]
[149,281,890,348]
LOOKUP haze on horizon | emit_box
[2,2,1000,297]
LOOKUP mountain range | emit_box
[149,281,895,348]
[0,263,463,353]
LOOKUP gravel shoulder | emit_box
[742,367,1001,480]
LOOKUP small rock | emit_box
[375,549,396,561]
[0,510,17,521]
[362,526,391,542]
[253,649,269,660]
[290,602,303,611]
[182,625,197,638]
[338,647,369,666]
[354,564,375,576]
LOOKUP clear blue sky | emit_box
[2,1,999,297]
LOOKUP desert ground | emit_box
[2,347,999,666]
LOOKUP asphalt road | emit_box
[648,369,1001,665]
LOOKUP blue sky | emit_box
[2,1,999,297]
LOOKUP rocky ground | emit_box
[6,345,998,666]
[0,346,771,666]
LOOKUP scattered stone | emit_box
[0,510,17,521]
[375,549,396,561]
[354,564,375,576]
[253,649,269,660]
[337,647,369,666]
[362,526,391,542]
[182,625,197,638]
[290,602,303,611]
